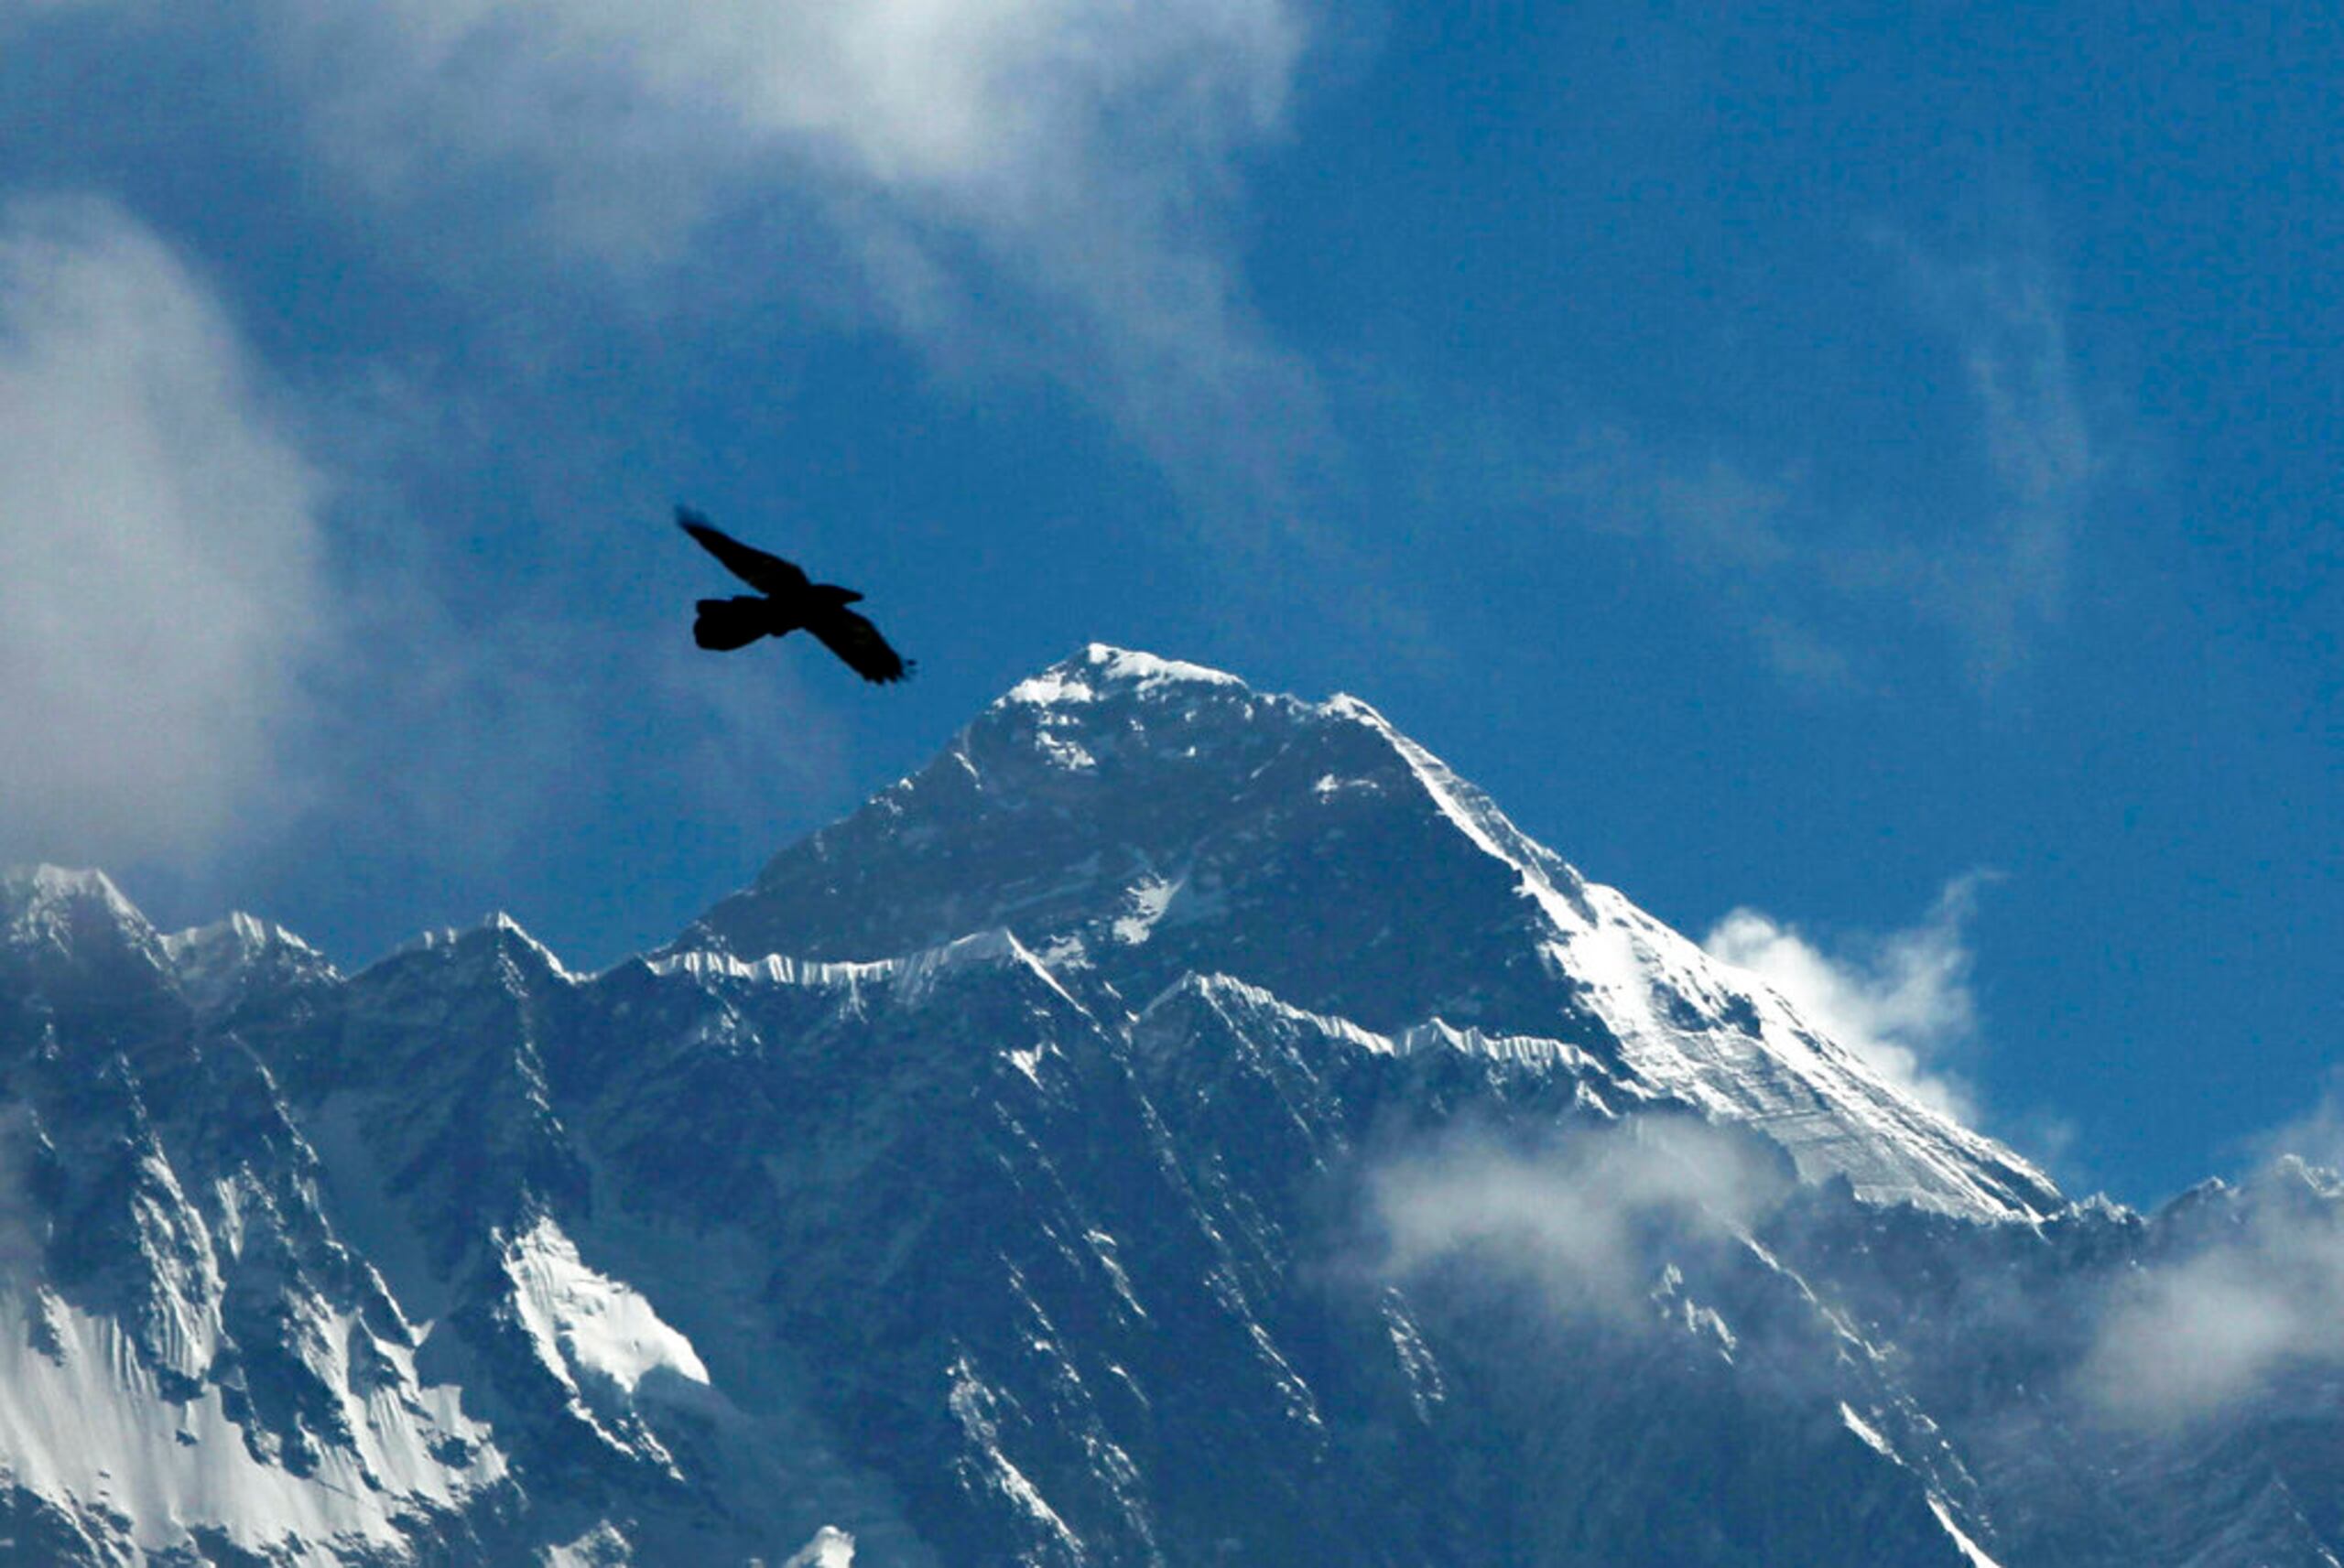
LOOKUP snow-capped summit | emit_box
[160,911,339,1016]
[5,866,341,1027]
[688,647,2054,1220]
[3,863,157,956]
[1001,643,1251,708]
[1,865,186,1058]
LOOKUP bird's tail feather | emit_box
[693,597,773,652]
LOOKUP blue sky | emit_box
[0,0,2331,1205]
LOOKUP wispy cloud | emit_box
[0,193,844,933]
[0,195,328,871]
[2072,1070,2344,1432]
[1542,425,1796,575]
[1475,239,2105,693]
[257,0,1321,491]
[277,0,1301,221]
[1702,875,1992,1123]
[1369,1118,1789,1325]
[1882,242,2100,680]
[2078,1159,2344,1431]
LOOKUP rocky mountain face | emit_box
[0,647,2336,1566]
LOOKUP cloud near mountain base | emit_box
[1367,1118,1790,1326]
[2078,1158,2344,1431]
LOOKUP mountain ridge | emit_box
[0,646,2336,1564]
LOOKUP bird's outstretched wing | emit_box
[808,606,914,684]
[678,507,809,597]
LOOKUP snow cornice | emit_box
[1146,971,1619,1079]
[651,925,1082,1011]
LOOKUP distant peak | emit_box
[159,911,325,964]
[160,911,340,1009]
[3,864,151,942]
[5,863,136,911]
[385,911,572,980]
[2267,1153,2344,1200]
[1319,690,1395,730]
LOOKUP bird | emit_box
[676,507,913,684]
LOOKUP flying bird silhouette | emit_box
[677,508,913,684]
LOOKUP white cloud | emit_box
[2079,1159,2344,1431]
[282,0,1298,208]
[0,196,327,870]
[1702,875,1990,1122]
[1370,1118,1788,1324]
[5,0,1321,510]
[264,0,1318,484]
[2077,1073,2344,1431]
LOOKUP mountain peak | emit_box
[1001,644,1253,709]
[686,650,2058,1221]
[2,864,165,979]
[380,910,573,983]
[989,647,1405,781]
[159,912,338,1016]
[3,863,144,930]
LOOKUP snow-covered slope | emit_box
[0,869,509,1563]
[0,649,2335,1566]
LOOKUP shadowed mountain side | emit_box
[683,645,2057,1222]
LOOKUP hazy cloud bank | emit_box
[2080,1157,2344,1431]
[0,189,842,934]
[0,196,327,871]
[2075,1076,2344,1433]
[2255,1070,2344,1174]
[273,0,1302,231]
